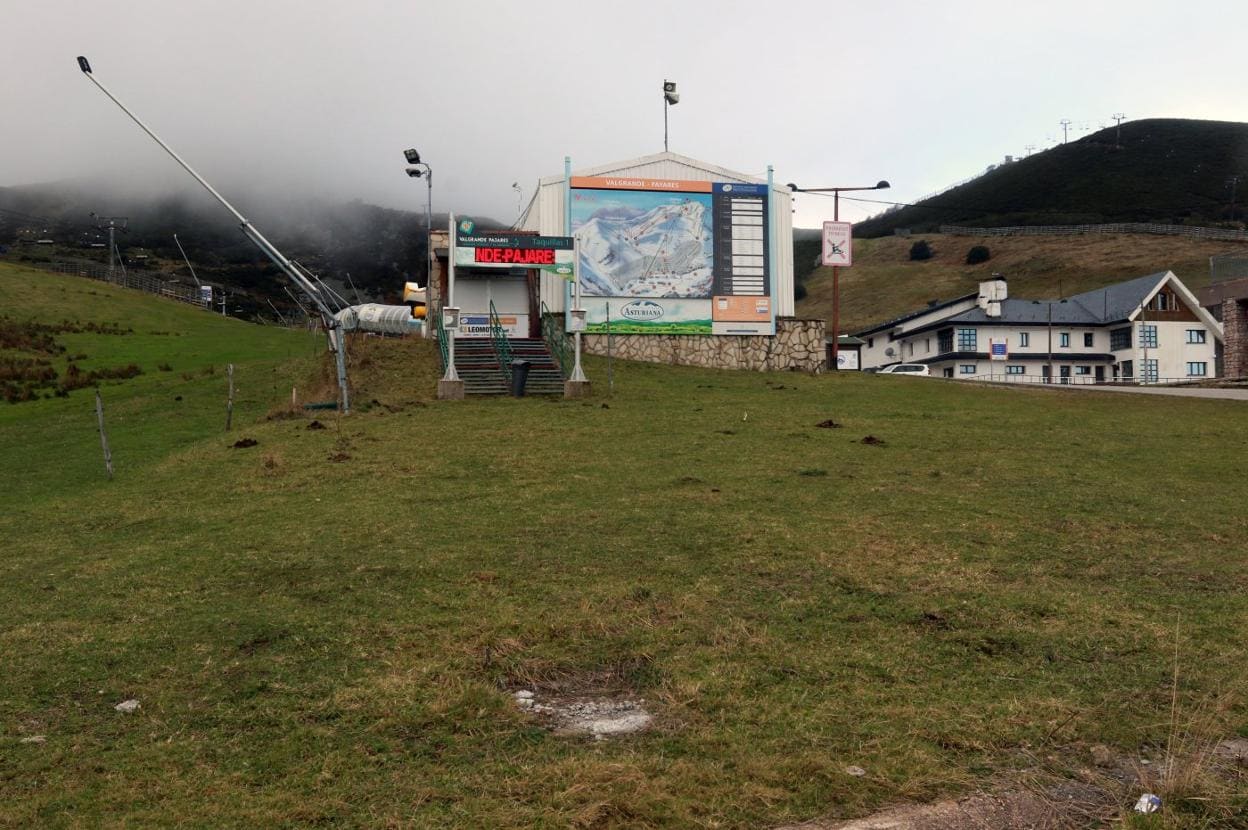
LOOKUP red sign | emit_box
[474,247,556,265]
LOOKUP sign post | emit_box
[438,214,463,399]
[822,218,853,367]
[565,236,590,397]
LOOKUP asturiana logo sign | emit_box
[621,300,664,321]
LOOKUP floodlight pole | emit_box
[788,180,891,366]
[77,55,349,414]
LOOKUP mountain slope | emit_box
[856,119,1248,236]
[798,232,1242,334]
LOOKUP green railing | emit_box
[488,300,514,381]
[431,305,448,371]
[540,301,571,378]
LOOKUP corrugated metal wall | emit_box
[523,154,794,316]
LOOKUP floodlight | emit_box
[403,148,421,164]
[406,167,423,178]
[875,180,891,189]
[665,92,679,105]
[77,56,92,74]
[663,81,676,93]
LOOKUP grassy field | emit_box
[798,232,1244,335]
[2,262,1246,828]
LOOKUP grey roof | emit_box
[853,292,978,336]
[943,272,1169,327]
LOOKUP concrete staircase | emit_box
[450,337,565,395]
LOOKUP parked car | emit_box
[877,363,930,376]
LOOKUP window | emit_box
[1187,362,1208,376]
[938,329,953,353]
[1110,327,1131,350]
[1142,359,1159,383]
[959,364,977,374]
[1019,332,1030,347]
[1075,365,1091,375]
[1140,324,1158,348]
[925,338,931,354]
[1083,332,1094,347]
[1186,329,1206,344]
[1154,293,1170,311]
[868,337,875,348]
[1059,332,1071,348]
[1006,365,1025,375]
[906,341,914,356]
[1120,360,1134,378]
[957,328,977,350]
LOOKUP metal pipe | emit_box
[77,55,349,412]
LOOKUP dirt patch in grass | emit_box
[513,689,653,739]
[777,779,1115,830]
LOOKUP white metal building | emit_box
[516,151,795,318]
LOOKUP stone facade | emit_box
[577,318,827,372]
[1223,298,1248,379]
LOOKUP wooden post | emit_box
[226,363,234,430]
[94,389,113,480]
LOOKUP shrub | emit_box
[965,245,991,265]
[909,240,933,261]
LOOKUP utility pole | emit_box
[1025,144,1036,157]
[1112,112,1126,148]
[1059,119,1072,144]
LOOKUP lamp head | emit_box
[406,167,423,178]
[77,56,92,74]
[403,148,421,165]
[875,180,891,190]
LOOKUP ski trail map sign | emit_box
[570,177,773,335]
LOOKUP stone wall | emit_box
[1223,298,1248,378]
[576,318,826,372]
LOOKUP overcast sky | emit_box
[4,0,1247,229]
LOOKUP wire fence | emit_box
[940,223,1248,242]
[37,259,212,309]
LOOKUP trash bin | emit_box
[509,360,532,397]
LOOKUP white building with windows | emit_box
[855,272,1222,383]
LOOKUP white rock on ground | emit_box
[20,735,47,744]
[114,699,141,714]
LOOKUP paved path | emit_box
[1061,384,1248,400]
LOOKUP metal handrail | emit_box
[488,299,513,381]
[431,304,448,371]
[971,373,1209,386]
[540,300,571,378]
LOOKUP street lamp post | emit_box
[1032,298,1068,383]
[787,180,890,366]
[403,148,433,295]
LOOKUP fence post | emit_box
[226,363,234,431]
[95,389,114,480]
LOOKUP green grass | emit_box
[2,262,1247,827]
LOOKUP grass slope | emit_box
[798,232,1242,334]
[856,118,1248,236]
[2,265,1246,827]
[0,262,314,506]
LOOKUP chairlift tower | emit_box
[90,213,128,279]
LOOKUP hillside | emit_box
[3,261,1247,826]
[856,119,1248,236]
[798,232,1243,334]
[0,182,505,316]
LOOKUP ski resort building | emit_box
[509,152,824,372]
[855,272,1223,383]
